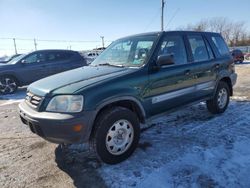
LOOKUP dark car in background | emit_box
[0,54,22,64]
[0,49,87,94]
[231,49,244,63]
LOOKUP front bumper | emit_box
[18,101,96,144]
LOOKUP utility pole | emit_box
[161,0,165,31]
[13,38,17,54]
[34,38,37,51]
[100,36,105,48]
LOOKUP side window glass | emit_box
[47,52,72,62]
[205,39,214,59]
[61,52,73,60]
[133,41,153,65]
[211,36,229,56]
[188,35,209,62]
[158,35,187,65]
[47,52,57,62]
[23,53,45,64]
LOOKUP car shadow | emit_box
[0,87,27,100]
[54,144,107,188]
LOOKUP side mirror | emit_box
[157,54,175,66]
[21,59,27,64]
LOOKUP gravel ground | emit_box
[0,63,250,188]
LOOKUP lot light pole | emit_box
[34,39,37,51]
[161,0,165,31]
[13,38,17,54]
[100,36,105,48]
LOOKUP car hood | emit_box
[28,66,135,96]
[0,63,17,69]
[0,63,9,66]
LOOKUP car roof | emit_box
[31,49,77,53]
[119,30,220,40]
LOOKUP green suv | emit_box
[19,31,237,164]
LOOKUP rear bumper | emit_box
[18,101,96,144]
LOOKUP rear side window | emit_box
[158,35,187,65]
[211,36,229,56]
[205,39,214,59]
[47,51,73,62]
[188,35,209,62]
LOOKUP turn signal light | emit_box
[73,124,83,132]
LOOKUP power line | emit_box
[144,8,161,32]
[0,37,113,43]
[165,8,180,30]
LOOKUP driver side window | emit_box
[23,53,45,64]
[158,35,187,65]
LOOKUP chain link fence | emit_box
[0,38,112,58]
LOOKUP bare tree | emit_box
[180,17,250,46]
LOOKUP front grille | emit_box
[25,92,42,109]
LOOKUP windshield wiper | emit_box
[97,63,125,67]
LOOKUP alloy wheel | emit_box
[0,77,17,94]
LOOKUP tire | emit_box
[90,107,140,164]
[206,81,230,114]
[240,57,244,63]
[0,76,18,94]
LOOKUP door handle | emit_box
[185,70,191,76]
[214,64,220,69]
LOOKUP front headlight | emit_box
[46,95,83,113]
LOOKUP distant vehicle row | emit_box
[0,54,22,64]
[0,49,87,94]
[231,49,244,63]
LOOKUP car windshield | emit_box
[91,35,158,68]
[7,54,26,64]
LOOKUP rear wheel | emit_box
[0,76,18,94]
[206,81,230,114]
[240,57,244,63]
[90,107,140,164]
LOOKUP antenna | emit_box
[161,0,165,31]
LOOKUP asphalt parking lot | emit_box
[0,62,250,188]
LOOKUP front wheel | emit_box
[0,76,18,94]
[90,107,140,164]
[206,81,230,114]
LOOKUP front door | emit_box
[17,52,48,85]
[145,34,197,116]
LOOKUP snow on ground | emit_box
[94,101,250,188]
[236,61,250,67]
[56,100,250,188]
[0,87,26,106]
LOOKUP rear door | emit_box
[45,51,79,75]
[145,33,198,116]
[185,34,218,99]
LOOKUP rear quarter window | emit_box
[46,51,76,63]
[211,36,229,56]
